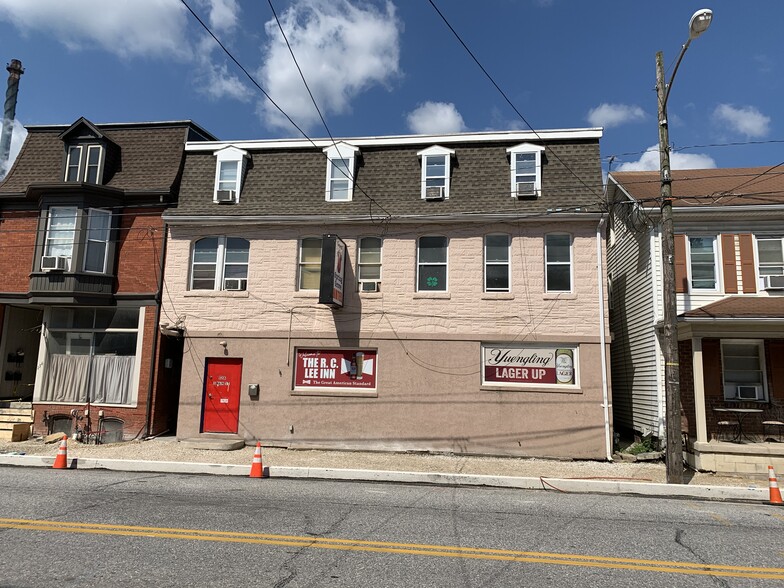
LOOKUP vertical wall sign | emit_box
[319,234,346,307]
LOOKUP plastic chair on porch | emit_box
[762,403,784,442]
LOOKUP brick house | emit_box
[607,167,784,475]
[163,128,613,460]
[0,118,216,441]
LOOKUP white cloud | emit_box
[197,0,238,33]
[713,104,771,138]
[587,103,646,129]
[0,0,190,60]
[406,102,466,135]
[0,120,28,180]
[259,0,401,133]
[616,145,716,172]
[0,0,251,102]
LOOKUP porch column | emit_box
[692,337,708,442]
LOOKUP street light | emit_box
[657,8,713,484]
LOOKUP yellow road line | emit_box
[1,517,782,580]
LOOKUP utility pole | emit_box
[655,8,712,485]
[657,51,684,484]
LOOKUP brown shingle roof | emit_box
[0,121,216,196]
[610,167,784,207]
[681,296,784,319]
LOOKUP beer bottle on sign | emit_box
[555,348,574,384]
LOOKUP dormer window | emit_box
[323,143,358,202]
[417,145,454,200]
[507,143,545,198]
[64,144,104,183]
[213,146,248,203]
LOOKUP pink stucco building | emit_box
[162,128,613,460]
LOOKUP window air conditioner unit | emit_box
[425,186,445,200]
[215,189,236,203]
[515,181,538,198]
[736,384,762,400]
[223,278,247,291]
[762,275,784,290]
[41,255,68,271]
[359,281,379,293]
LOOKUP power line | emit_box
[180,0,393,223]
[426,0,603,202]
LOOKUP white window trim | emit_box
[484,233,511,293]
[416,235,448,292]
[213,146,248,203]
[687,235,720,292]
[83,208,112,274]
[720,339,767,402]
[417,145,455,200]
[323,143,359,202]
[754,235,784,288]
[506,143,544,198]
[298,236,323,291]
[190,236,250,291]
[44,206,77,270]
[65,146,82,182]
[357,236,382,292]
[84,145,103,184]
[545,233,573,293]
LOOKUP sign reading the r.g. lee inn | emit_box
[482,344,577,386]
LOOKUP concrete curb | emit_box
[0,454,768,502]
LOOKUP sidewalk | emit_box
[0,436,771,503]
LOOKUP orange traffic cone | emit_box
[769,466,783,505]
[52,435,69,469]
[249,441,263,478]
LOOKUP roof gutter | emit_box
[163,212,605,226]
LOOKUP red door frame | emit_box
[202,357,242,433]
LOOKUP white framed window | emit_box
[358,236,382,292]
[213,146,248,203]
[721,340,766,401]
[545,233,572,292]
[190,237,250,291]
[84,209,111,273]
[84,145,102,183]
[757,236,784,277]
[485,234,510,292]
[506,143,544,197]
[43,206,77,270]
[65,146,82,182]
[417,236,447,291]
[65,144,104,183]
[417,145,455,200]
[323,143,358,202]
[298,237,322,290]
[688,236,718,291]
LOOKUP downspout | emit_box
[144,220,168,438]
[597,214,613,460]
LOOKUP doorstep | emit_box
[178,435,246,451]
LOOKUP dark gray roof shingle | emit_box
[170,138,603,218]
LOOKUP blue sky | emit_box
[1,0,781,178]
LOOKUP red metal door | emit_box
[202,358,242,433]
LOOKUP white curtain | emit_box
[41,354,135,405]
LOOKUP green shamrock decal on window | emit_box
[427,276,439,287]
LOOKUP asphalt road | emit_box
[1,466,783,587]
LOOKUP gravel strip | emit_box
[0,436,763,488]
